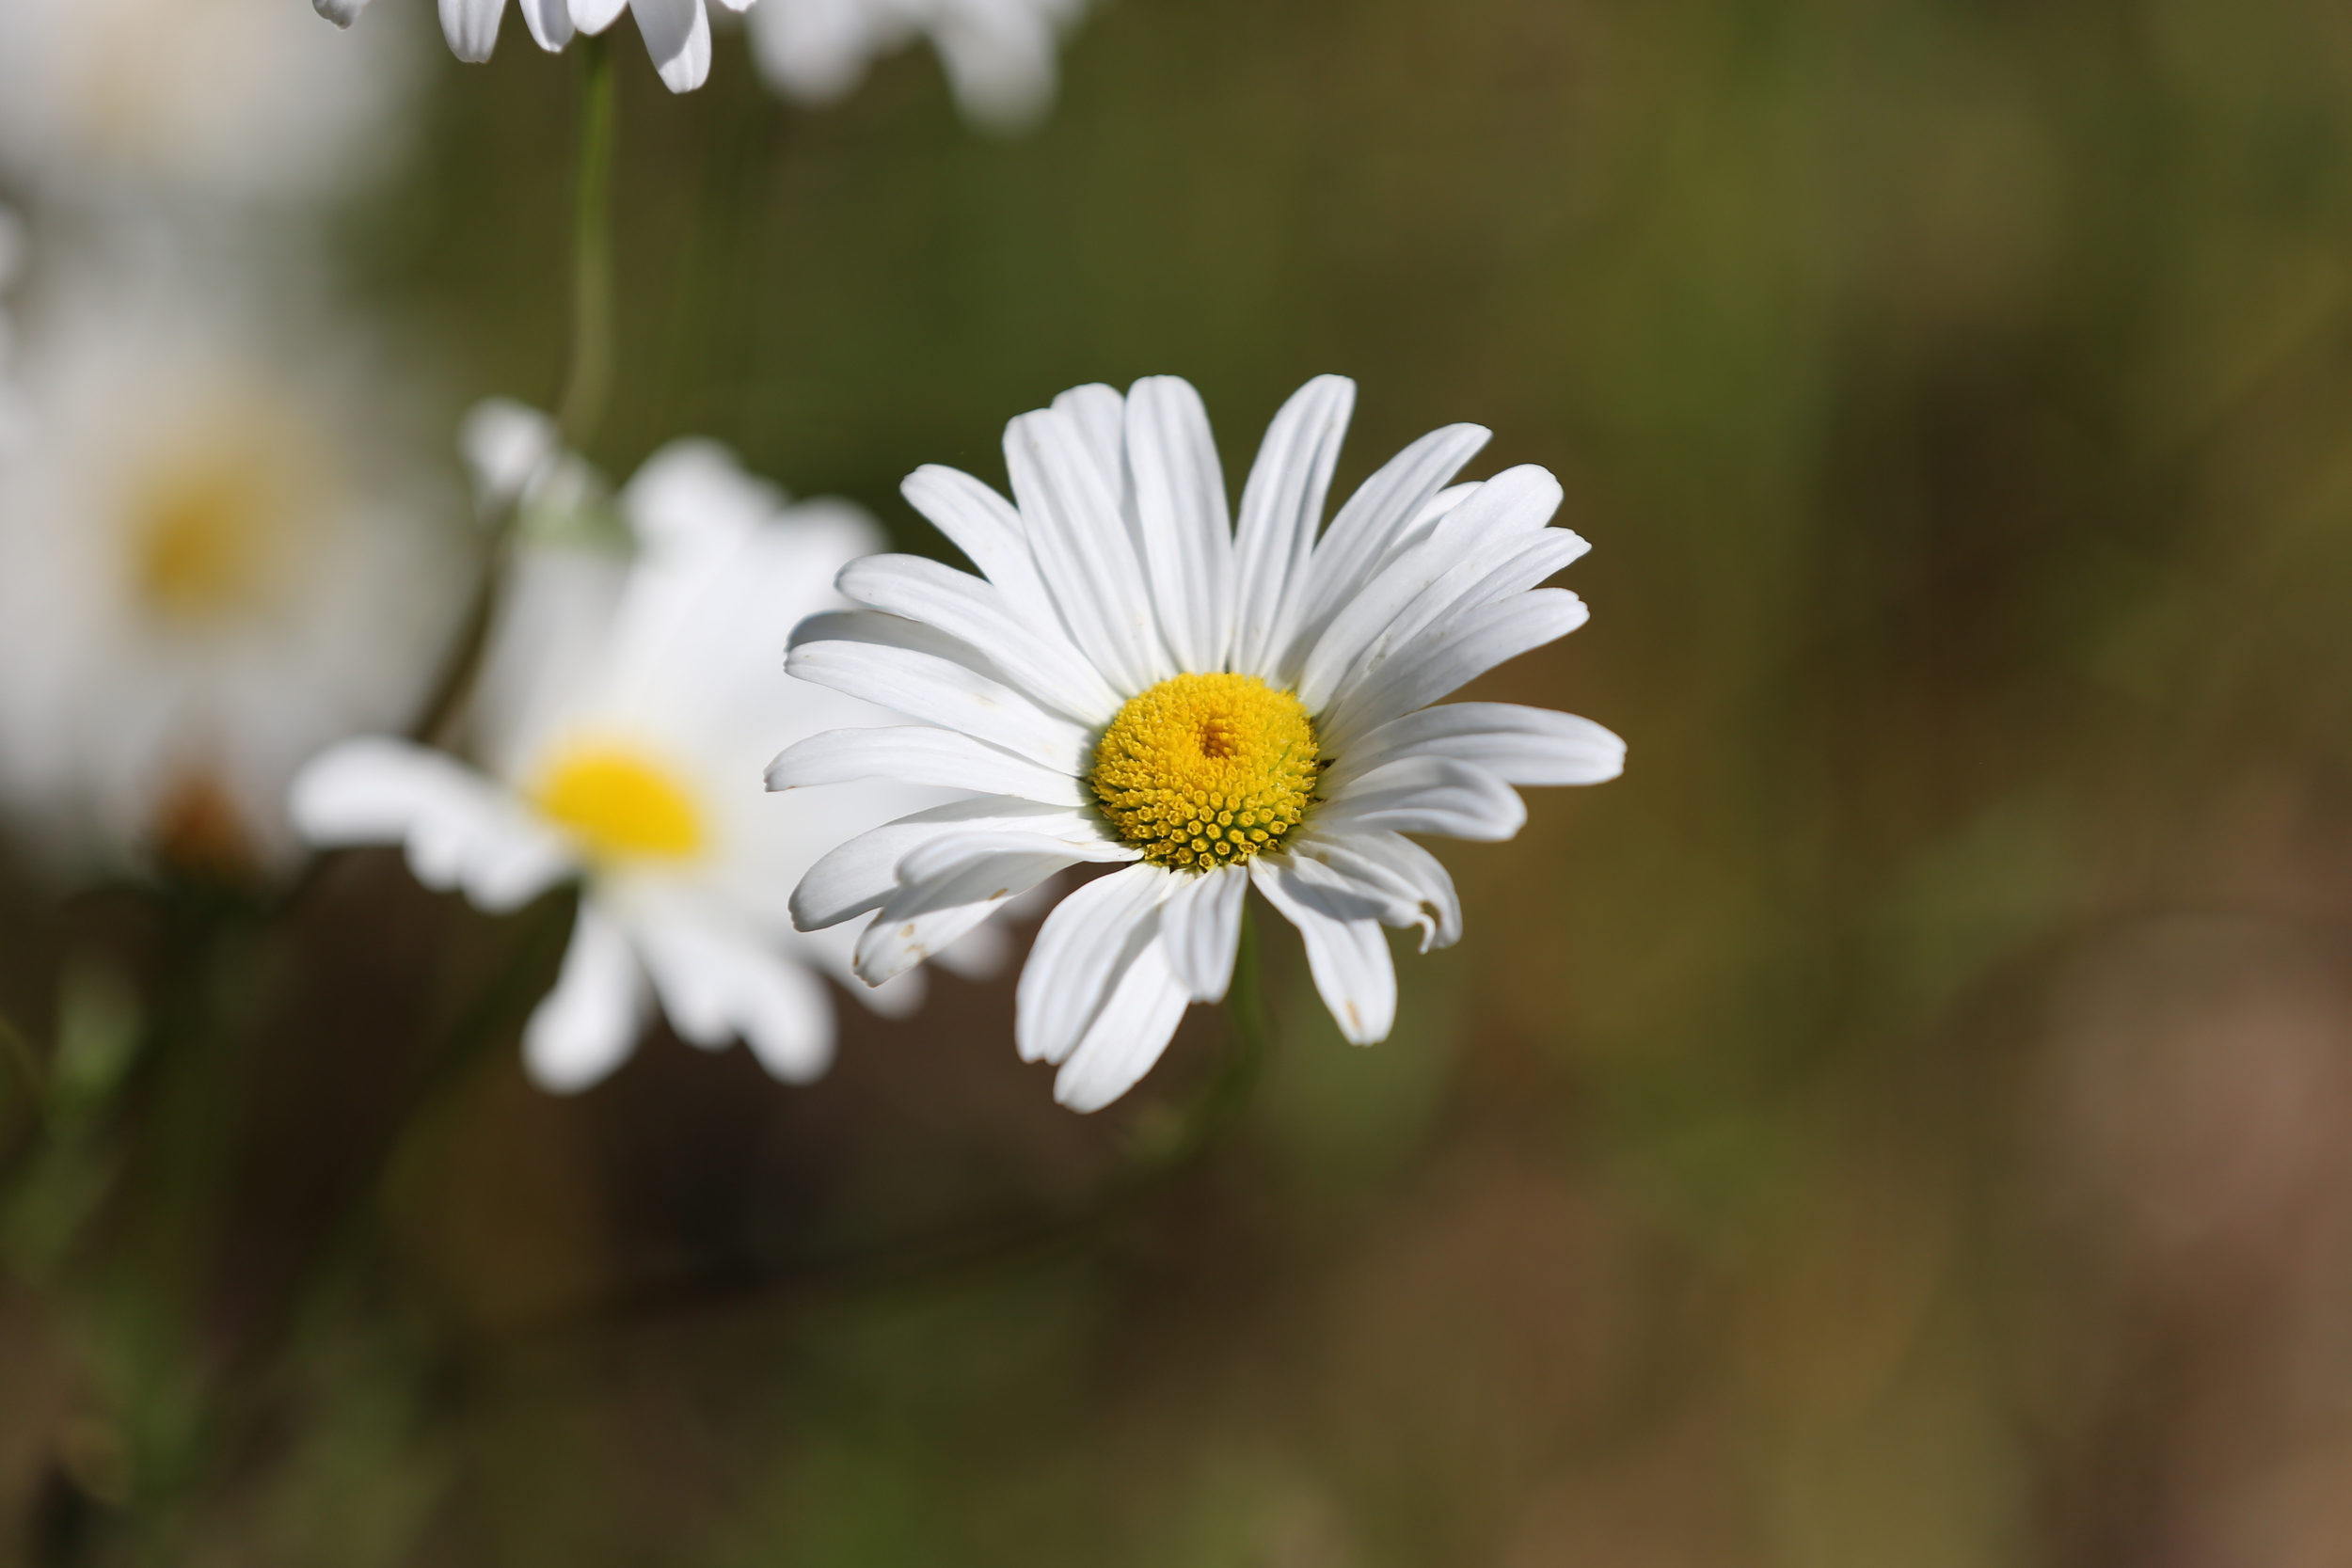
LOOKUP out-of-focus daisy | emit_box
[0,0,414,204]
[294,408,988,1092]
[318,0,750,94]
[772,375,1623,1112]
[748,0,1086,132]
[0,255,467,879]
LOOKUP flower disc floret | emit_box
[532,744,704,862]
[1089,673,1319,871]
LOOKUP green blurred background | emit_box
[13,0,2352,1560]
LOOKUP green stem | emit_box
[296,32,620,809]
[1152,904,1269,1168]
[557,33,617,454]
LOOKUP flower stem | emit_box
[1156,904,1270,1166]
[556,32,617,453]
[358,32,616,765]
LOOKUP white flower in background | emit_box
[293,408,990,1092]
[0,0,414,204]
[318,0,750,94]
[748,0,1086,131]
[0,255,467,879]
[772,375,1624,1112]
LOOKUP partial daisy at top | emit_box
[750,0,1089,133]
[0,0,416,204]
[0,248,468,879]
[318,0,752,94]
[772,373,1624,1112]
[293,406,994,1093]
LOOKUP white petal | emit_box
[1231,376,1354,679]
[787,637,1091,775]
[1327,704,1625,792]
[744,0,888,103]
[846,953,928,1017]
[850,831,1136,984]
[289,738,576,912]
[853,832,1132,986]
[517,0,576,49]
[1052,383,1127,486]
[789,607,1006,674]
[459,399,559,510]
[931,0,1063,133]
[1124,377,1234,673]
[622,437,783,550]
[837,554,1121,724]
[524,903,648,1092]
[1004,405,1167,693]
[766,725,1086,806]
[1053,940,1190,1112]
[1316,754,1527,843]
[1014,863,1174,1065]
[1286,829,1461,953]
[1159,863,1247,1002]
[636,923,836,1082]
[314,0,372,28]
[900,465,1062,632]
[791,796,1104,930]
[898,830,1137,886]
[1379,509,1586,670]
[569,0,628,34]
[1286,422,1491,666]
[1305,508,1584,715]
[440,0,507,60]
[852,900,1012,987]
[633,0,712,91]
[1248,859,1396,1046]
[1322,589,1591,751]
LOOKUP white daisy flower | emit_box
[0,0,415,204]
[748,0,1086,132]
[0,253,467,879]
[771,374,1625,1112]
[318,0,749,94]
[292,409,986,1093]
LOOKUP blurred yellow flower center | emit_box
[1089,673,1319,871]
[532,747,705,863]
[132,444,305,626]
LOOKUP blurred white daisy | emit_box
[319,0,750,94]
[293,408,990,1092]
[748,0,1086,132]
[0,0,415,204]
[0,254,468,879]
[772,374,1624,1112]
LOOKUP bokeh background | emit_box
[8,0,2352,1561]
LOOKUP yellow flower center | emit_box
[128,410,321,626]
[532,745,705,863]
[1089,673,1320,871]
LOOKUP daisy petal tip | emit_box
[1051,1075,1115,1115]
[656,55,708,93]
